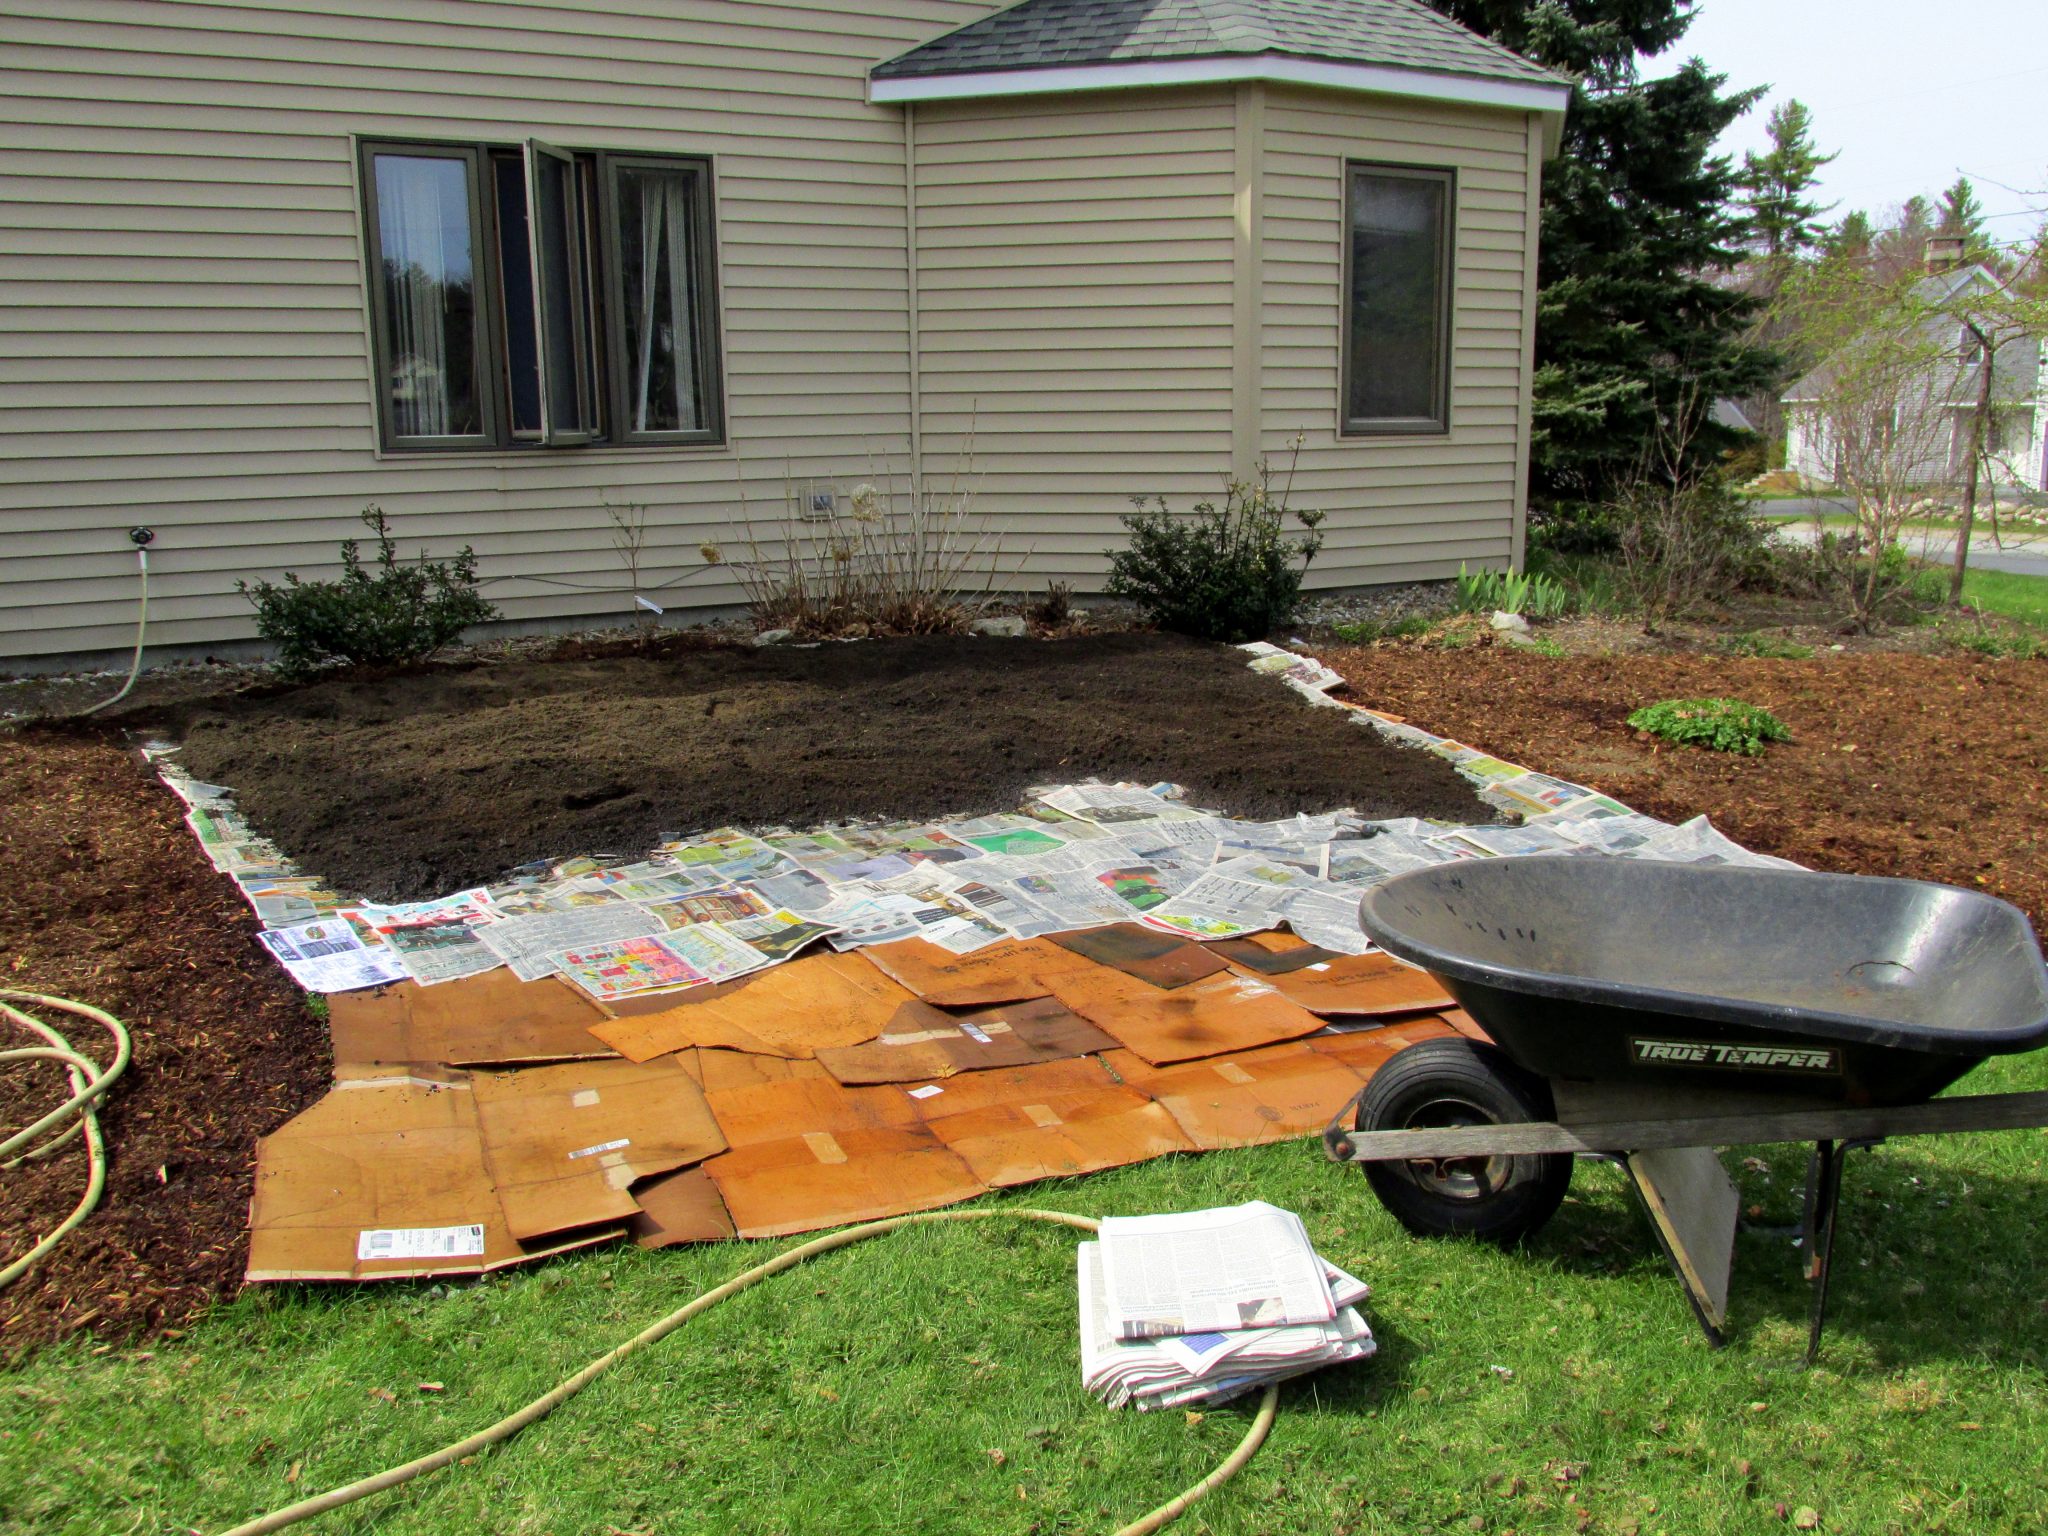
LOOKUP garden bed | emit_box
[141,632,1487,903]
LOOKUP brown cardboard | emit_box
[705,1066,926,1150]
[471,1057,726,1241]
[628,1166,738,1248]
[1232,952,1455,1017]
[906,1058,1195,1186]
[1051,924,1229,988]
[1206,935,1344,975]
[587,951,929,1060]
[1045,965,1328,1065]
[245,1075,617,1281]
[327,972,617,1071]
[1100,1042,1374,1150]
[703,1126,987,1238]
[857,936,1092,1006]
[814,995,1118,1085]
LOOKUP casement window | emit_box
[1341,163,1454,436]
[359,139,722,452]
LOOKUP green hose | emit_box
[0,990,131,1290]
[214,1208,1283,1536]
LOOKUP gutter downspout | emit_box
[904,102,924,506]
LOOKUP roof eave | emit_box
[869,54,1571,152]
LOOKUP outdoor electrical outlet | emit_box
[802,482,836,520]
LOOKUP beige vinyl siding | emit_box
[912,88,1239,577]
[0,0,1004,660]
[1258,86,1539,585]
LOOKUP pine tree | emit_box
[1426,0,1780,516]
[1872,195,1935,282]
[1739,100,1838,263]
[1825,209,1874,264]
[1936,176,1991,262]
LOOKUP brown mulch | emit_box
[0,730,327,1356]
[1321,643,2048,935]
[139,632,1489,903]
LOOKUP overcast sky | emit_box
[1649,0,2046,250]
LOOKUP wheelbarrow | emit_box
[1322,857,2048,1360]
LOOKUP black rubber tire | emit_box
[1356,1037,1571,1247]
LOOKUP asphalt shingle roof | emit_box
[871,0,1563,88]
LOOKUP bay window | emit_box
[1342,162,1453,436]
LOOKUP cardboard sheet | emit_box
[471,1057,726,1241]
[857,937,1092,1007]
[1100,1043,1375,1150]
[246,1076,617,1281]
[327,972,616,1070]
[628,1166,738,1248]
[906,1058,1195,1186]
[1229,952,1455,1017]
[1050,925,1229,989]
[703,1126,987,1238]
[704,1067,926,1150]
[1045,965,1328,1065]
[1206,935,1343,975]
[814,995,1118,1085]
[587,951,929,1061]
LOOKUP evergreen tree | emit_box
[1426,0,1780,515]
[1936,175,1991,262]
[1825,209,1874,264]
[1738,99,1838,262]
[1872,195,1935,282]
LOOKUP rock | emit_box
[1490,610,1531,633]
[970,616,1028,638]
[1500,630,1545,649]
[753,628,794,646]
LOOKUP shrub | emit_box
[1453,564,1572,618]
[1953,631,2045,660]
[1105,454,1323,643]
[714,473,1006,637]
[237,506,497,678]
[1627,697,1791,756]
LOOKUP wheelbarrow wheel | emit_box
[1357,1037,1571,1247]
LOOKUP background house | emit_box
[1783,262,2048,494]
[0,0,1566,667]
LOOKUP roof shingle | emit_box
[872,0,1563,88]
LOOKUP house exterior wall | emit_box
[0,0,1003,662]
[1256,84,1539,585]
[1,2,1548,664]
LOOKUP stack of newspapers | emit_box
[1078,1200,1375,1411]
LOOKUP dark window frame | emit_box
[1339,160,1456,438]
[356,136,724,454]
[595,150,726,448]
[358,138,502,451]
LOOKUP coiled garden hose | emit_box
[215,1207,1282,1536]
[0,991,132,1289]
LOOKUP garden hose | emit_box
[215,1207,1283,1536]
[0,991,132,1290]
[81,537,151,716]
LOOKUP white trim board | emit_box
[870,54,1569,146]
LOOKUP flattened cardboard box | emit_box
[858,936,1092,1006]
[1046,965,1328,1065]
[471,1056,726,1241]
[904,1058,1195,1186]
[703,1125,987,1239]
[814,995,1118,1085]
[327,971,615,1070]
[246,1076,616,1281]
[1230,952,1454,1017]
[1101,1042,1375,1150]
[589,951,929,1060]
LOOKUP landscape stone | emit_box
[1490,610,1531,633]
[754,628,794,646]
[970,616,1028,638]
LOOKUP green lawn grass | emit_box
[1963,568,2048,630]
[9,1052,2048,1536]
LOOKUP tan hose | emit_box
[214,1206,1283,1536]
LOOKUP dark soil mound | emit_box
[158,633,1490,902]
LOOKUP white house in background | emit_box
[1782,262,2048,494]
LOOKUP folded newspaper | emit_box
[1079,1201,1374,1410]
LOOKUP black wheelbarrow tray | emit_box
[1321,857,2048,1360]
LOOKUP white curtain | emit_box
[632,173,701,433]
[379,157,466,437]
